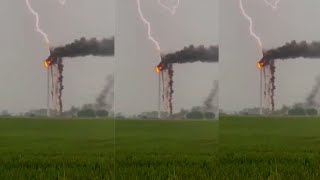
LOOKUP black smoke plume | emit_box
[49,37,114,63]
[306,75,320,108]
[48,37,114,113]
[158,45,218,69]
[95,74,114,111]
[262,40,320,62]
[203,81,219,112]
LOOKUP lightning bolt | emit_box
[239,0,263,48]
[25,0,50,45]
[157,0,180,15]
[263,0,280,10]
[136,0,161,52]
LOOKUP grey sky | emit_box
[220,0,320,112]
[116,0,218,115]
[0,0,115,113]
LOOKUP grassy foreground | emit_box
[0,118,114,179]
[219,116,320,179]
[115,119,218,179]
[3,116,319,179]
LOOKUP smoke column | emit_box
[203,81,219,112]
[306,75,320,108]
[57,58,64,114]
[158,45,218,68]
[157,45,218,115]
[95,74,114,111]
[50,37,114,60]
[48,37,114,114]
[259,40,320,111]
[261,40,320,61]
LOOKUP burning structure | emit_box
[155,45,219,116]
[44,37,114,114]
[257,40,320,112]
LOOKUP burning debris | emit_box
[44,37,114,114]
[156,45,219,115]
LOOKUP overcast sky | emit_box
[116,0,218,116]
[0,0,114,113]
[220,0,320,112]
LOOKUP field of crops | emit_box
[0,118,115,179]
[115,119,218,179]
[1,116,319,179]
[219,116,320,179]
[0,118,218,179]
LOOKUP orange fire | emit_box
[155,65,163,73]
[257,62,264,69]
[44,58,52,69]
[44,60,49,68]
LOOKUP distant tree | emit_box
[0,110,10,117]
[191,106,202,112]
[204,112,215,119]
[115,112,125,119]
[186,111,203,119]
[288,107,306,116]
[77,109,96,118]
[96,110,109,117]
[306,108,318,116]
[69,106,79,117]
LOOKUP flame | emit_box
[156,66,161,73]
[257,62,264,69]
[44,58,53,69]
[156,64,164,73]
[44,60,49,68]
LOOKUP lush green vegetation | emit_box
[115,119,218,179]
[0,118,114,179]
[3,116,319,179]
[219,116,320,179]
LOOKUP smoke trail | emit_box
[167,64,174,115]
[306,75,320,108]
[157,45,218,69]
[56,58,64,114]
[262,40,320,62]
[95,74,114,111]
[50,37,114,61]
[47,37,114,113]
[158,45,218,115]
[259,40,320,112]
[203,81,219,112]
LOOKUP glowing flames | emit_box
[44,57,53,69]
[257,62,264,69]
[155,64,164,73]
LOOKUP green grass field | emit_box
[219,116,320,179]
[0,118,115,179]
[115,120,218,179]
[1,116,320,179]
[0,118,217,179]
